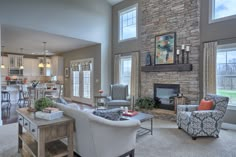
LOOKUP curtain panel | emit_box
[203,42,218,96]
[114,55,121,84]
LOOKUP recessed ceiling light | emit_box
[32,53,35,54]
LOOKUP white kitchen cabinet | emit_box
[23,58,32,76]
[51,56,64,76]
[23,58,40,76]
[32,58,40,76]
[8,54,24,68]
[1,56,9,76]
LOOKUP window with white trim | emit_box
[217,45,236,106]
[119,4,137,41]
[71,59,93,103]
[72,71,80,97]
[211,0,236,22]
[119,56,132,93]
[83,71,91,99]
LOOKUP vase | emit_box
[145,52,152,66]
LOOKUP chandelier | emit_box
[19,48,24,69]
[38,42,51,68]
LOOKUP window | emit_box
[119,4,137,41]
[119,56,132,93]
[71,59,93,104]
[216,45,236,106]
[72,71,80,97]
[83,71,91,99]
[211,0,236,22]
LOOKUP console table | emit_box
[94,95,107,109]
[17,108,74,157]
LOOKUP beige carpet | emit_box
[0,119,236,157]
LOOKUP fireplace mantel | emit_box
[141,64,192,72]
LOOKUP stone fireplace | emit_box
[154,84,180,110]
[140,0,200,104]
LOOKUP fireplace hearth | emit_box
[154,84,180,110]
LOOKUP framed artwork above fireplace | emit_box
[154,32,176,65]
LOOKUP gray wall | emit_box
[112,0,140,54]
[0,0,112,94]
[200,0,236,43]
[0,25,2,125]
[200,0,236,124]
[62,44,101,98]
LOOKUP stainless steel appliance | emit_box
[9,69,23,76]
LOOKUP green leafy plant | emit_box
[34,97,54,111]
[135,97,156,110]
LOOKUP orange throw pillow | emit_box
[198,99,214,111]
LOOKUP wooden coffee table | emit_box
[122,112,154,137]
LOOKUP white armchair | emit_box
[55,102,140,157]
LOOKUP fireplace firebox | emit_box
[154,84,180,110]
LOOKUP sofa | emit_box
[177,94,229,140]
[54,102,140,157]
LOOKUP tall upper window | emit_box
[119,56,132,93]
[119,4,137,41]
[216,45,236,106]
[211,0,236,22]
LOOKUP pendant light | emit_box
[1,46,5,69]
[19,48,24,69]
[38,42,51,68]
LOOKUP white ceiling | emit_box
[106,0,124,5]
[1,25,97,55]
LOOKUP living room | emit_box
[0,0,236,157]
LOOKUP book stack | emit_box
[35,107,63,120]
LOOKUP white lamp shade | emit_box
[1,64,5,69]
[38,63,44,68]
[46,63,51,68]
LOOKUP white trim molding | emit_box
[118,3,138,42]
[209,0,236,24]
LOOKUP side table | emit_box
[174,96,188,113]
[94,95,107,109]
[17,108,74,157]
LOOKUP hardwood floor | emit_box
[1,103,18,125]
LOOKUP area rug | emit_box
[1,122,236,157]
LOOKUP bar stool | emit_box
[1,91,11,117]
[18,87,30,108]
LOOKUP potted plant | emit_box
[34,97,54,111]
[135,97,156,110]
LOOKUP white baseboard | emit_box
[222,123,236,130]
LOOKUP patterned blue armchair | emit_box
[177,94,229,140]
[106,84,131,109]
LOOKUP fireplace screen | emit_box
[154,84,180,110]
